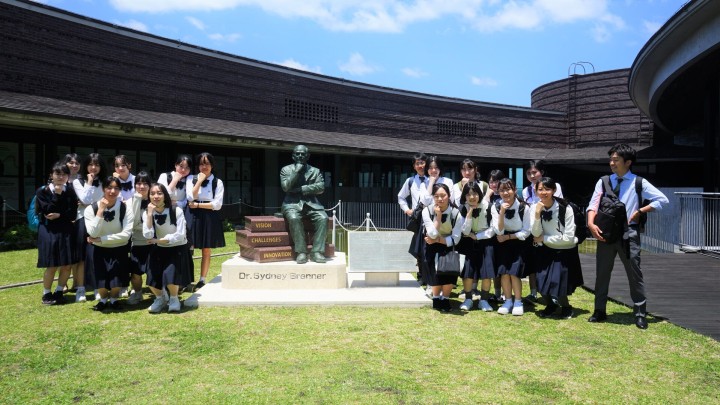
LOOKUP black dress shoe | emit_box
[92,301,107,312]
[194,280,206,291]
[538,303,558,318]
[588,310,607,323]
[635,316,648,329]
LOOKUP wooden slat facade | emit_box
[580,252,719,340]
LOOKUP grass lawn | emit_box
[1,232,718,404]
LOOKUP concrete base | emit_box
[184,271,430,308]
[222,253,347,289]
[363,272,400,287]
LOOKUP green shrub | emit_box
[0,224,36,251]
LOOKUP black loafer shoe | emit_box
[92,301,107,312]
[194,280,206,291]
[538,303,558,318]
[588,310,607,323]
[635,316,648,329]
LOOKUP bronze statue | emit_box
[280,145,328,264]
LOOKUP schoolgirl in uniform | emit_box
[422,183,462,312]
[36,162,78,305]
[126,172,151,305]
[62,153,81,293]
[485,169,505,300]
[452,159,489,206]
[72,153,107,302]
[158,155,194,291]
[85,176,134,312]
[457,181,496,311]
[187,152,225,290]
[491,178,531,316]
[421,156,456,207]
[522,160,564,303]
[397,152,429,288]
[113,154,135,298]
[143,184,189,313]
[531,177,583,319]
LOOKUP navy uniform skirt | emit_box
[534,245,584,297]
[37,220,75,268]
[494,237,527,277]
[190,207,225,249]
[130,244,153,276]
[88,244,130,290]
[457,236,495,280]
[73,218,89,264]
[422,243,460,287]
[146,244,190,289]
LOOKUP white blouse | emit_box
[142,207,187,247]
[186,174,224,211]
[84,199,133,247]
[491,198,531,240]
[530,200,577,249]
[422,204,462,247]
[459,200,495,240]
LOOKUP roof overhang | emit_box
[629,0,720,132]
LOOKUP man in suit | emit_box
[281,145,328,264]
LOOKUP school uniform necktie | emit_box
[613,177,623,196]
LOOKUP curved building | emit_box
[0,0,699,219]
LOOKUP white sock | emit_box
[109,298,117,304]
[55,286,64,293]
[199,277,206,282]
[43,288,51,294]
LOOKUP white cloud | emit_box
[402,67,428,78]
[338,52,378,76]
[276,58,322,74]
[186,16,206,30]
[110,0,624,37]
[470,76,498,87]
[208,32,242,42]
[116,19,149,32]
[642,19,663,36]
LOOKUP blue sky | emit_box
[34,0,687,107]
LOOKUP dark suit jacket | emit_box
[280,163,325,211]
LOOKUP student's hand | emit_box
[460,178,469,188]
[533,235,544,244]
[196,172,207,184]
[405,209,413,216]
[424,235,438,245]
[468,233,477,240]
[147,203,156,213]
[87,236,100,243]
[628,210,641,224]
[112,171,121,178]
[87,173,96,184]
[497,234,508,243]
[97,198,109,211]
[535,202,544,219]
[588,223,606,242]
[500,202,510,212]
[171,171,184,183]
[433,204,442,216]
[45,213,60,220]
[53,184,63,194]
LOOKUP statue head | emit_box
[292,145,309,165]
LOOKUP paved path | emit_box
[580,252,719,340]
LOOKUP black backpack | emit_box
[593,176,628,244]
[558,200,588,244]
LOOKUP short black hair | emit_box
[608,143,637,165]
[412,152,427,165]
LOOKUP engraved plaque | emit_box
[347,231,416,272]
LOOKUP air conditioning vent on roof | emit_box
[436,120,477,137]
[284,99,338,123]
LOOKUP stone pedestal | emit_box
[222,252,347,289]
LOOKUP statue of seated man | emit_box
[280,145,328,264]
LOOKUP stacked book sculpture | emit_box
[237,216,335,263]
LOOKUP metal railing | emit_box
[677,192,720,257]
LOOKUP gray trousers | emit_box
[594,226,647,317]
